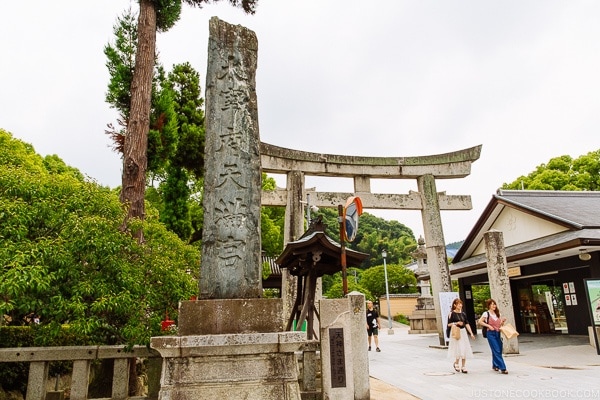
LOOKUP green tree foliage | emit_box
[104,8,181,175]
[43,154,85,181]
[148,82,179,173]
[104,8,137,125]
[261,208,283,256]
[322,263,416,301]
[155,63,207,240]
[104,8,171,157]
[322,267,374,300]
[324,281,374,302]
[0,130,198,346]
[260,175,285,256]
[166,62,206,178]
[314,207,417,268]
[471,284,491,317]
[360,264,417,299]
[160,166,193,239]
[502,150,600,191]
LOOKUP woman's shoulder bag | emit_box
[480,311,489,338]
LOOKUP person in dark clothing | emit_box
[366,300,381,352]
[447,298,475,373]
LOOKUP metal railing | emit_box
[0,345,161,400]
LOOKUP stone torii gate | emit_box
[260,142,482,345]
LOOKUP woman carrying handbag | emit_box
[447,298,475,373]
[478,298,509,374]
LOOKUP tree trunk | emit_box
[120,0,156,235]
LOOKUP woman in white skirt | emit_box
[447,298,475,373]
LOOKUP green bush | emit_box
[0,130,199,348]
[0,326,34,347]
[393,314,410,325]
[0,326,33,393]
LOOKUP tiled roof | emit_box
[496,189,600,228]
[262,255,281,277]
[451,228,600,271]
[450,190,600,274]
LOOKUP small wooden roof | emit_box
[275,217,369,277]
[262,255,281,289]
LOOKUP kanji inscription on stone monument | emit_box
[200,17,262,299]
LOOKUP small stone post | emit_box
[320,298,355,400]
[348,291,370,400]
[484,230,519,354]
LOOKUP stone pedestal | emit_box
[151,299,305,400]
[409,309,438,334]
[409,297,437,334]
[177,299,283,335]
[151,332,305,400]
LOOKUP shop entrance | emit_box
[516,278,567,334]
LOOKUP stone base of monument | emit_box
[151,299,305,400]
[408,308,438,334]
[177,298,284,335]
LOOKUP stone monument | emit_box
[199,15,262,299]
[151,18,305,400]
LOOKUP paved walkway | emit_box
[368,321,600,400]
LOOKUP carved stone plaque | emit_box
[329,327,346,388]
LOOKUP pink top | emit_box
[484,311,503,330]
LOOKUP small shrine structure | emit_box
[276,217,369,339]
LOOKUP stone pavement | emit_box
[369,376,419,400]
[368,321,600,400]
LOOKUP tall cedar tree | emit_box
[121,0,257,240]
[105,14,211,243]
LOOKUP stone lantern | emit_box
[409,236,437,333]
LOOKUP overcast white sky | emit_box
[2,1,599,244]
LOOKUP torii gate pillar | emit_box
[418,174,453,345]
[282,170,305,326]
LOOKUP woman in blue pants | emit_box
[478,299,508,374]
